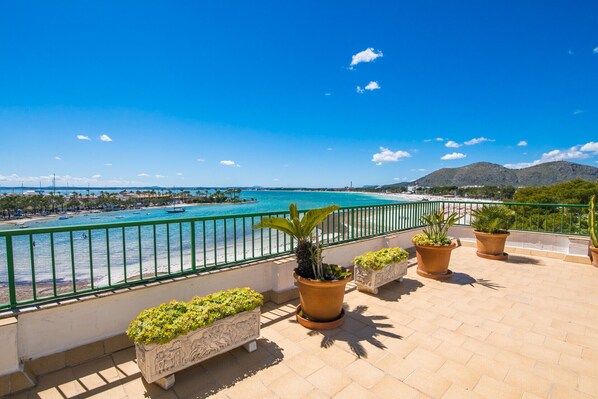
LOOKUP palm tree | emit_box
[253,204,339,279]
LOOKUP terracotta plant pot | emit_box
[415,242,456,280]
[474,231,510,260]
[591,246,598,267]
[293,270,351,325]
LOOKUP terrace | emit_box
[1,201,597,398]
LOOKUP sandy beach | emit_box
[371,192,502,203]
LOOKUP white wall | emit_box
[0,317,18,374]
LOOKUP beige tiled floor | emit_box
[10,246,598,399]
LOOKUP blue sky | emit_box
[1,1,597,188]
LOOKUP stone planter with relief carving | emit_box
[354,259,408,294]
[135,307,260,389]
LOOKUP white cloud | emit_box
[357,81,381,94]
[155,174,166,178]
[55,156,62,160]
[393,177,407,181]
[581,142,598,152]
[138,173,150,177]
[436,137,444,141]
[77,135,91,141]
[418,168,427,172]
[503,162,533,169]
[324,93,332,96]
[197,158,205,162]
[573,109,584,115]
[99,134,112,142]
[0,173,140,186]
[327,147,333,151]
[504,144,591,169]
[371,147,411,165]
[441,152,466,160]
[92,174,101,179]
[538,147,587,162]
[593,47,598,54]
[445,140,461,148]
[104,163,112,166]
[517,140,528,147]
[176,172,183,176]
[464,137,494,146]
[350,48,383,68]
[273,178,279,182]
[365,81,381,91]
[220,160,240,167]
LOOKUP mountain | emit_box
[398,161,598,187]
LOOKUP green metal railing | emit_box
[0,200,590,310]
[0,201,441,310]
[442,200,590,235]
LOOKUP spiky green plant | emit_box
[471,205,516,234]
[590,195,598,248]
[412,209,462,246]
[253,203,347,280]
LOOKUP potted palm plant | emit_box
[470,205,516,260]
[412,209,461,280]
[254,204,351,329]
[589,195,598,267]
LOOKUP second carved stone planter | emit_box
[354,259,408,294]
[135,307,261,389]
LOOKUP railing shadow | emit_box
[446,272,504,290]
[305,304,402,359]
[26,339,283,399]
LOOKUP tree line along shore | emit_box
[0,189,253,220]
[359,179,598,204]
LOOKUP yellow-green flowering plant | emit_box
[353,247,409,271]
[126,288,263,345]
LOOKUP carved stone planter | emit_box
[354,259,408,294]
[135,307,261,389]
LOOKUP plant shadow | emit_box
[507,255,543,265]
[447,272,504,290]
[373,277,424,302]
[171,338,284,399]
[305,304,402,359]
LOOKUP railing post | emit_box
[351,209,355,239]
[190,222,196,271]
[5,236,17,308]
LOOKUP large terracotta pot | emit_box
[474,231,510,260]
[415,242,456,280]
[293,270,351,323]
[591,246,598,267]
